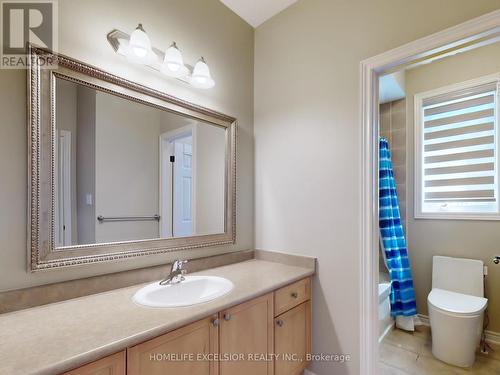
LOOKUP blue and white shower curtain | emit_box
[379,137,417,318]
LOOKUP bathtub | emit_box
[379,276,394,341]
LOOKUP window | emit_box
[415,74,500,219]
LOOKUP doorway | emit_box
[159,125,196,238]
[360,10,500,374]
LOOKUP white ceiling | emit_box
[379,71,406,104]
[220,0,299,28]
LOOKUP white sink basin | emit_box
[132,275,234,308]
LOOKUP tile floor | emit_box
[379,325,500,374]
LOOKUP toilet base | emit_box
[431,343,476,368]
[429,305,483,368]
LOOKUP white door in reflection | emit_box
[160,126,194,238]
[173,135,193,237]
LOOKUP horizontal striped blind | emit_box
[422,82,498,203]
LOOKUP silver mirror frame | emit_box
[27,45,236,271]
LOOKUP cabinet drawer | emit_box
[274,278,310,316]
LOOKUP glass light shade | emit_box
[190,57,215,89]
[127,24,152,63]
[161,42,188,78]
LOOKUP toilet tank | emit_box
[432,256,484,297]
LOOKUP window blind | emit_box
[422,82,498,203]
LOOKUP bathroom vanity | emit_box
[72,277,311,375]
[0,256,314,375]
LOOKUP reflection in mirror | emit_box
[55,77,225,247]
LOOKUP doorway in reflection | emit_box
[160,128,193,238]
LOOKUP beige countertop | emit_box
[0,258,314,375]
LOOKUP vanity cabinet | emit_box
[127,315,219,375]
[219,293,274,375]
[63,351,126,375]
[63,278,311,375]
[273,277,311,375]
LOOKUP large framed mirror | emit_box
[28,45,236,271]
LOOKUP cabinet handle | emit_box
[224,313,231,321]
[291,292,298,298]
[276,319,284,327]
[212,318,220,327]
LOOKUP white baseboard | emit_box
[417,314,500,345]
[485,329,500,345]
[417,314,430,326]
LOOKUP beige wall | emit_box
[159,111,192,133]
[405,42,500,333]
[76,85,96,245]
[254,1,500,374]
[95,91,161,242]
[194,123,226,235]
[0,0,254,292]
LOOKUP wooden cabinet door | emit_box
[63,351,125,375]
[127,315,219,375]
[219,293,274,375]
[274,301,311,375]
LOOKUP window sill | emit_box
[415,213,500,221]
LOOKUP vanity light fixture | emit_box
[107,25,215,89]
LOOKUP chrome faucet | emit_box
[159,260,188,285]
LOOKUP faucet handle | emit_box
[171,259,188,271]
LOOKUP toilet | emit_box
[428,256,488,367]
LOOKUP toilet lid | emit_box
[428,288,487,315]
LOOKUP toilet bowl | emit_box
[428,256,487,368]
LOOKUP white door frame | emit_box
[159,124,197,238]
[56,129,72,247]
[359,10,500,374]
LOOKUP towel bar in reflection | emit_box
[97,214,161,223]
